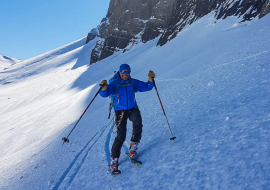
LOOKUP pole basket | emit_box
[62,137,69,143]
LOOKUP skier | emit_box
[99,63,155,174]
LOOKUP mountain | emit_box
[0,11,269,189]
[0,55,22,71]
[87,0,270,64]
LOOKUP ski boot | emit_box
[128,142,142,165]
[110,157,121,175]
[129,142,138,160]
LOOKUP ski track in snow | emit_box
[51,121,111,190]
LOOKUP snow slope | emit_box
[0,55,22,72]
[0,13,270,190]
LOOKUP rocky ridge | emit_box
[87,0,270,64]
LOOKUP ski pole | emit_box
[62,87,102,145]
[152,78,176,141]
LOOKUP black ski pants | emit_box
[111,107,143,158]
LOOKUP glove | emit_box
[148,70,155,82]
[99,80,108,91]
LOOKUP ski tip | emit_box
[126,154,142,165]
[111,169,121,176]
[131,160,142,165]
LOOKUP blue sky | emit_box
[0,0,110,60]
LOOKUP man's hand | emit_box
[148,70,155,82]
[99,80,108,91]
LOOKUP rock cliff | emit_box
[86,0,270,64]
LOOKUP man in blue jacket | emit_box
[99,63,155,172]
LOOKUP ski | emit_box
[126,153,142,165]
[131,159,142,165]
[111,169,121,176]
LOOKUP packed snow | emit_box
[0,12,269,190]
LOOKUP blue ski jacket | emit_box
[99,72,154,111]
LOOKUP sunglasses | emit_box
[120,70,130,74]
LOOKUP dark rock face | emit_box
[216,0,268,20]
[87,0,270,64]
[158,0,270,46]
[260,0,270,18]
[88,0,176,64]
[86,28,99,44]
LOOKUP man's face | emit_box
[119,70,130,81]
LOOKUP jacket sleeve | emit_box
[133,79,154,92]
[99,82,116,97]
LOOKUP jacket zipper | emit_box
[125,87,128,110]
